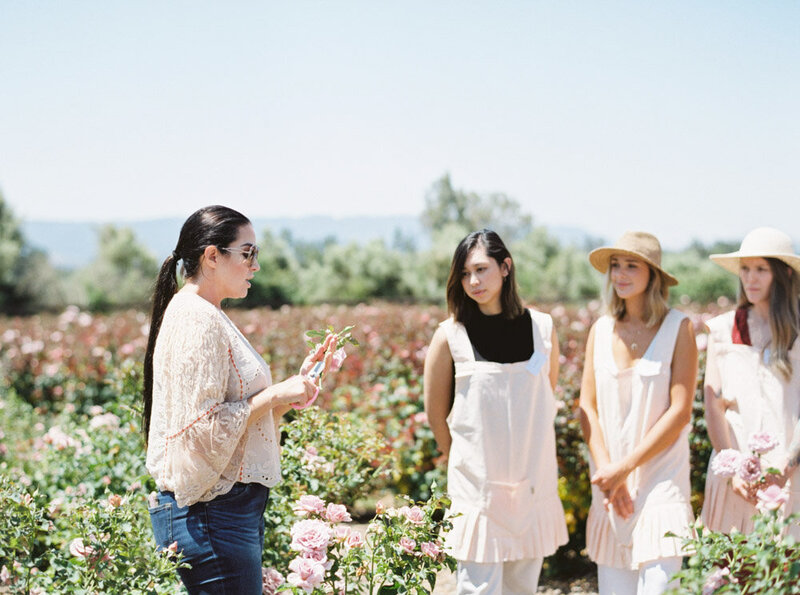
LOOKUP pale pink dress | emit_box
[586,309,694,570]
[701,310,800,536]
[442,309,568,563]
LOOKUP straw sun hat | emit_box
[588,231,678,287]
[710,227,800,275]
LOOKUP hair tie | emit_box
[171,251,180,261]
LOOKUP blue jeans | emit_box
[149,482,269,595]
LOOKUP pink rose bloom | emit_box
[332,525,351,542]
[702,566,730,595]
[330,347,347,372]
[748,431,778,455]
[402,505,425,525]
[710,449,742,478]
[262,567,285,595]
[290,519,331,553]
[756,484,790,512]
[325,503,352,523]
[287,557,326,593]
[108,494,123,508]
[399,536,417,554]
[0,565,10,585]
[737,455,762,483]
[89,413,120,431]
[346,531,365,549]
[69,538,95,559]
[293,495,326,517]
[421,541,442,559]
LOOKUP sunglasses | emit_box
[220,244,259,265]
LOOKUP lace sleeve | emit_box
[159,307,251,507]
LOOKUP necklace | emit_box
[618,320,647,353]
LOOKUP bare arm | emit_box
[549,324,560,391]
[784,423,800,476]
[578,324,612,469]
[578,324,634,516]
[591,317,698,495]
[703,332,735,452]
[424,326,454,461]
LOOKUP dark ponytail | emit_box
[142,206,250,441]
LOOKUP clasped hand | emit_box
[591,461,634,519]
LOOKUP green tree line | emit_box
[0,176,737,315]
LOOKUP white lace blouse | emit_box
[146,291,281,508]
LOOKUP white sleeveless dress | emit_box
[586,309,694,570]
[701,310,800,537]
[442,309,568,563]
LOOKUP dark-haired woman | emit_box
[702,227,800,537]
[424,229,568,594]
[144,206,334,594]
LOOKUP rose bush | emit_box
[0,300,726,584]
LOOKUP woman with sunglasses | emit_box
[143,205,335,594]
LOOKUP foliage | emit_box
[236,228,300,308]
[0,300,728,583]
[262,406,397,571]
[74,225,159,311]
[296,240,416,304]
[420,173,533,243]
[277,491,455,594]
[0,191,65,315]
[512,227,599,303]
[669,512,800,594]
[664,248,738,305]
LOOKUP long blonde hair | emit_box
[605,263,669,327]
[738,257,800,381]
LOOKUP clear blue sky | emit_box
[1,1,798,249]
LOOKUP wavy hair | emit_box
[737,257,800,381]
[605,262,670,328]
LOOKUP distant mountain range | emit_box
[22,216,590,269]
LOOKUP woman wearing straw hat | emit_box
[702,227,800,537]
[579,231,697,595]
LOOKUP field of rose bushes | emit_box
[1,300,724,593]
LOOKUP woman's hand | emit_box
[275,374,320,408]
[731,475,758,504]
[605,484,634,519]
[300,333,337,380]
[591,460,632,497]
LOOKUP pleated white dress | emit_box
[701,310,800,537]
[586,309,694,570]
[443,309,569,563]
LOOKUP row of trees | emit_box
[0,176,738,314]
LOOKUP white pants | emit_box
[456,558,543,595]
[597,557,682,595]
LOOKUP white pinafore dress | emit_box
[586,309,694,570]
[701,310,800,537]
[442,309,569,563]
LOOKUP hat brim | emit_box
[710,251,800,275]
[588,247,679,286]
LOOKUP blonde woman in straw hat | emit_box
[701,227,800,537]
[578,231,697,595]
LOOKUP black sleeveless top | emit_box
[464,308,534,363]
